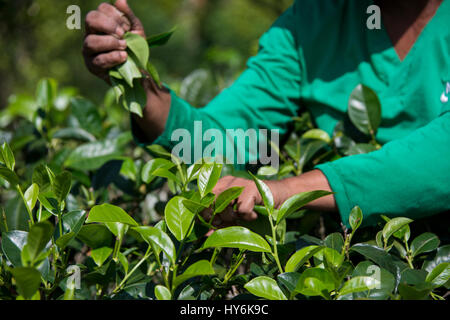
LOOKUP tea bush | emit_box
[0,74,449,300]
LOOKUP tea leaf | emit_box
[285,245,323,272]
[132,226,176,264]
[277,191,332,224]
[411,233,440,257]
[155,285,172,300]
[214,187,244,214]
[11,267,42,300]
[338,276,381,297]
[173,260,215,289]
[202,226,271,253]
[87,204,138,226]
[348,84,382,136]
[165,196,195,241]
[244,276,287,300]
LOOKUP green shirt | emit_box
[133,0,450,227]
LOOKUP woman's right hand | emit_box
[82,0,145,82]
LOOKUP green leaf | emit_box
[349,206,363,231]
[132,226,176,264]
[382,217,413,243]
[411,232,440,258]
[52,171,72,204]
[32,164,53,193]
[104,222,129,240]
[302,129,331,144]
[154,285,172,300]
[348,84,382,136]
[87,204,138,226]
[285,245,323,272]
[141,158,175,184]
[24,183,39,212]
[164,196,195,241]
[345,143,378,156]
[91,246,113,267]
[117,252,129,274]
[25,221,53,264]
[0,141,15,170]
[295,267,335,298]
[214,187,244,214]
[277,272,302,293]
[425,262,450,287]
[277,191,332,224]
[338,276,381,297]
[202,226,271,253]
[249,173,274,214]
[122,80,146,117]
[64,137,129,171]
[350,261,395,300]
[11,267,42,299]
[76,224,113,249]
[173,260,215,289]
[398,282,433,300]
[324,233,345,253]
[0,165,19,186]
[315,247,345,269]
[422,245,450,273]
[198,163,222,198]
[124,32,149,69]
[351,244,409,286]
[147,62,162,88]
[244,276,287,300]
[117,56,141,87]
[52,127,96,142]
[257,166,278,177]
[35,78,57,110]
[147,27,176,47]
[1,231,28,266]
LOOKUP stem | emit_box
[113,246,152,294]
[269,218,284,274]
[58,213,63,238]
[151,243,170,289]
[210,248,220,265]
[223,250,245,284]
[17,185,35,225]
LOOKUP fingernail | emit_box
[118,39,127,49]
[115,26,124,37]
[120,51,128,60]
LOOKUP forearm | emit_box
[131,78,172,143]
[270,170,337,212]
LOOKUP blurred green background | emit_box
[0,0,293,109]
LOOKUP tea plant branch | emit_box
[269,217,284,273]
[223,249,246,284]
[113,245,152,294]
[16,185,35,225]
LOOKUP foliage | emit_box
[0,76,449,300]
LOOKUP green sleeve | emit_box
[132,2,302,167]
[316,110,450,228]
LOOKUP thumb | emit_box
[115,0,145,37]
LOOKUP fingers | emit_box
[115,0,145,37]
[97,2,131,32]
[92,50,128,69]
[85,10,124,37]
[212,176,237,196]
[84,35,127,55]
[236,194,258,221]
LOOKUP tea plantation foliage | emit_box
[0,76,449,300]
